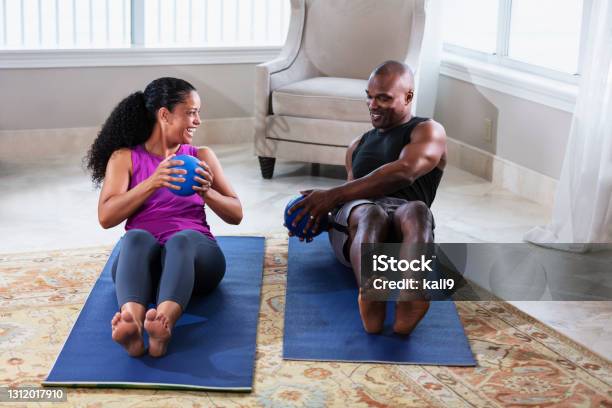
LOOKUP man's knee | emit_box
[348,204,388,235]
[395,201,432,233]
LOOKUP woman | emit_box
[86,77,242,357]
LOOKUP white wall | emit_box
[434,75,572,179]
[1,63,573,180]
[0,63,257,130]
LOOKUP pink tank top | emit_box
[125,144,214,244]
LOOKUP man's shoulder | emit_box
[414,117,442,128]
[412,118,446,141]
[360,127,378,142]
[363,127,377,137]
[350,128,376,147]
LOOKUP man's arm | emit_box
[334,120,446,202]
[294,135,360,213]
[290,120,446,223]
[345,136,362,182]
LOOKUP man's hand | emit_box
[287,189,339,240]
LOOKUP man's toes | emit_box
[394,321,420,335]
[362,319,384,334]
[394,301,430,335]
[358,297,386,334]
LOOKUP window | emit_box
[508,0,583,74]
[0,0,290,50]
[441,0,498,54]
[1,0,131,49]
[442,0,587,77]
[143,0,288,47]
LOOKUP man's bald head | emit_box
[366,61,415,131]
[370,60,415,92]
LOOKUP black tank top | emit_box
[351,117,443,207]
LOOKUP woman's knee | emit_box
[165,229,200,251]
[119,229,159,264]
[123,229,157,247]
[115,230,158,288]
[193,244,226,294]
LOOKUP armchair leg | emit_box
[310,163,320,177]
[258,156,276,179]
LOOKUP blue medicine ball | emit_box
[284,195,329,239]
[168,154,202,196]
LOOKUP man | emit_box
[289,60,447,335]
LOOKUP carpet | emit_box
[1,235,610,407]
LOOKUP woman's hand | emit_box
[145,154,187,191]
[195,147,242,224]
[193,161,214,198]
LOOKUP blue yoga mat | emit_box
[283,233,476,366]
[44,236,265,391]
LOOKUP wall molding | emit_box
[446,137,558,208]
[440,52,578,113]
[0,46,282,69]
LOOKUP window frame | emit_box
[441,0,591,112]
[1,0,590,114]
[0,46,283,68]
[0,0,286,68]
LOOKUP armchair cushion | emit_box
[303,0,422,78]
[272,77,370,122]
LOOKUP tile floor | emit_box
[0,143,610,360]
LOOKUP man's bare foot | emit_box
[358,291,386,334]
[394,300,430,335]
[144,309,172,357]
[111,310,145,357]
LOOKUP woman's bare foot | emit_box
[358,291,386,334]
[394,300,430,335]
[111,310,145,357]
[144,309,172,357]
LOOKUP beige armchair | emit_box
[254,0,439,178]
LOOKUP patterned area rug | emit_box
[1,236,611,407]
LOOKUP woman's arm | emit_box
[97,149,187,228]
[194,147,243,225]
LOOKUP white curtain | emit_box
[414,0,444,118]
[524,0,612,250]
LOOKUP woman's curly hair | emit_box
[85,77,196,186]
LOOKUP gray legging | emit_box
[111,229,226,311]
